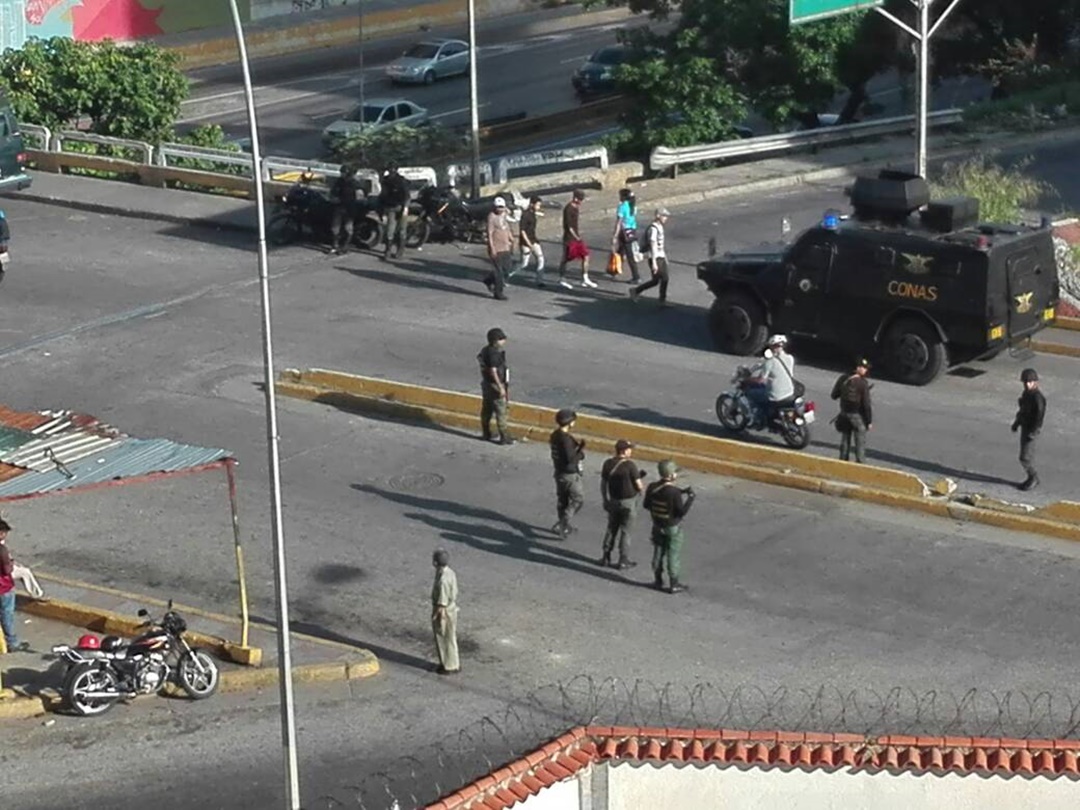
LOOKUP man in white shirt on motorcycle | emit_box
[745,335,796,427]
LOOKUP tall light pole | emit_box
[226,2,302,808]
[466,0,481,199]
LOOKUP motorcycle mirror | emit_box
[167,599,174,610]
[137,608,149,617]
[707,236,717,258]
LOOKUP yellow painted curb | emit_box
[0,692,47,720]
[277,368,1080,544]
[280,368,929,497]
[1055,316,1080,332]
[218,658,378,694]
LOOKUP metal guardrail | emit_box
[446,162,495,188]
[18,123,50,151]
[156,143,252,174]
[649,109,964,172]
[54,130,155,164]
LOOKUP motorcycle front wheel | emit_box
[353,215,383,250]
[65,662,121,717]
[716,393,749,432]
[405,217,431,249]
[267,212,300,247]
[780,418,811,449]
[178,649,220,700]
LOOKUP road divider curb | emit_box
[171,0,534,69]
[1033,339,1080,358]
[277,368,1080,544]
[1056,316,1080,332]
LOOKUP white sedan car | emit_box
[322,98,430,148]
[386,39,470,85]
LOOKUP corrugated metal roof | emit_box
[0,409,121,471]
[0,436,230,498]
[0,426,33,455]
[0,405,52,432]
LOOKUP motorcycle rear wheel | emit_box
[780,418,811,449]
[65,662,121,716]
[715,393,749,432]
[178,649,220,700]
[405,217,431,249]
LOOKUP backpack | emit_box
[639,223,656,254]
[836,374,861,406]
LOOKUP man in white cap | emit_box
[630,208,671,304]
[747,334,796,427]
[484,196,513,301]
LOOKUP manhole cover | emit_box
[387,472,445,492]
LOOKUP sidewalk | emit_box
[0,574,379,721]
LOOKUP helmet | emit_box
[1021,368,1039,383]
[555,408,577,426]
[101,635,124,652]
[77,634,101,650]
[487,327,506,343]
[767,334,788,346]
[658,460,678,479]
[493,196,507,209]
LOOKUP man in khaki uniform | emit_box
[431,548,460,675]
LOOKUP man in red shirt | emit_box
[0,518,26,652]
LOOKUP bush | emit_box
[962,81,1080,131]
[930,155,1051,223]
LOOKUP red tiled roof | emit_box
[426,726,1080,810]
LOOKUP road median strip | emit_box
[277,368,1080,544]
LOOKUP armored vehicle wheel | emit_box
[883,318,947,386]
[709,292,768,355]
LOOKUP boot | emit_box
[598,553,611,567]
[669,580,688,594]
[498,433,516,446]
[1019,473,1040,492]
[652,575,665,591]
[616,559,637,571]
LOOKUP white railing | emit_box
[53,130,155,164]
[649,109,964,172]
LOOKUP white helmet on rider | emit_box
[766,334,788,348]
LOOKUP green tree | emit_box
[0,37,187,143]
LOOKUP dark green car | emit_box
[0,91,31,193]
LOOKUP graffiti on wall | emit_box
[0,0,250,50]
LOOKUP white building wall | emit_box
[607,763,1080,810]
[520,777,580,810]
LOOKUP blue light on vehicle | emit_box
[821,210,840,230]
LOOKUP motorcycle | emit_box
[412,185,526,245]
[715,365,816,449]
[52,601,220,717]
[267,175,382,250]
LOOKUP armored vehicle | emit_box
[697,170,1059,385]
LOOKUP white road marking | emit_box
[430,103,490,120]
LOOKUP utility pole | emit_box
[466,0,482,199]
[873,0,964,178]
[226,2,302,808]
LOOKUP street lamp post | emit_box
[466,0,481,198]
[226,2,302,809]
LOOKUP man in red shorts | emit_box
[557,189,597,290]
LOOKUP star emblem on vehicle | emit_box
[900,252,933,275]
[1015,292,1034,314]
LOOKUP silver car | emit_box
[385,39,470,85]
[322,98,430,147]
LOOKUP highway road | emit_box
[0,140,1078,805]
[176,4,989,162]
[179,6,639,158]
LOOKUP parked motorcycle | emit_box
[52,601,220,717]
[412,185,525,245]
[267,175,382,250]
[715,365,816,449]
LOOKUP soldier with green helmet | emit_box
[550,408,586,540]
[643,460,696,593]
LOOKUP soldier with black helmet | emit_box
[550,409,586,539]
[478,327,514,445]
[643,460,696,593]
[599,439,646,569]
[831,357,873,463]
[1012,368,1046,491]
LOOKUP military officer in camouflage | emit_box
[643,460,696,593]
[549,408,586,540]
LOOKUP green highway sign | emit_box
[790,0,883,24]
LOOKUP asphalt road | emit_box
[0,151,1079,807]
[179,7,637,157]
[176,3,989,162]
